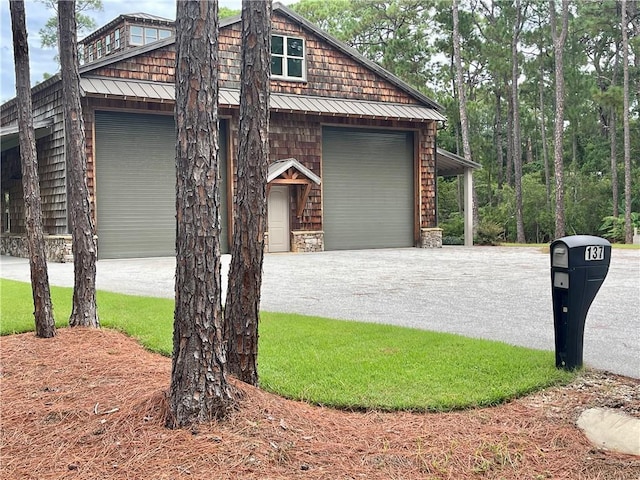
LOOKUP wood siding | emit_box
[1,81,66,235]
[90,45,176,82]
[226,111,437,233]
[84,11,420,105]
[269,13,419,104]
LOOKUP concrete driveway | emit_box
[1,246,638,378]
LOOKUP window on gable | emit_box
[105,35,111,53]
[96,39,103,58]
[88,45,94,62]
[144,27,158,43]
[114,29,120,49]
[271,34,305,81]
[130,26,173,47]
[130,26,144,46]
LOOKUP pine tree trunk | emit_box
[58,0,98,328]
[452,0,477,236]
[495,90,504,192]
[512,0,525,244]
[550,0,569,239]
[621,0,633,244]
[538,48,551,212]
[10,0,55,338]
[168,0,233,428]
[610,108,618,218]
[225,0,272,386]
[506,83,514,188]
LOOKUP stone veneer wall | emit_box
[1,234,74,262]
[420,228,443,248]
[291,230,323,253]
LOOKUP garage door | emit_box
[322,127,414,250]
[95,111,228,259]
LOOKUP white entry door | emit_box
[267,186,290,252]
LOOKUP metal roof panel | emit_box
[79,77,446,121]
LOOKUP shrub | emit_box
[475,221,504,246]
[443,235,464,245]
[599,212,640,242]
[440,212,464,239]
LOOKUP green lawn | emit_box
[0,278,574,411]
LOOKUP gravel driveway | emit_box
[2,246,638,378]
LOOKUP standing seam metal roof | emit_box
[79,76,446,122]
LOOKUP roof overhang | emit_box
[80,76,446,122]
[436,148,481,176]
[0,118,55,152]
[268,157,321,185]
[268,158,321,218]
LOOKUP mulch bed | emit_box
[1,328,638,479]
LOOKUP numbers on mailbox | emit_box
[584,245,604,261]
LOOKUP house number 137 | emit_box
[584,245,604,261]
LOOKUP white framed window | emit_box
[130,25,144,46]
[114,29,120,49]
[96,39,103,58]
[130,26,172,46]
[105,35,111,53]
[88,45,94,62]
[271,34,305,81]
[144,27,158,43]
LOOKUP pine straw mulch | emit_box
[1,328,639,480]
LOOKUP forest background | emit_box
[292,0,639,245]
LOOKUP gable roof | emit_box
[268,158,321,185]
[269,3,443,112]
[78,3,443,113]
[2,4,445,117]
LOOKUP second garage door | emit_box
[322,127,414,250]
[95,111,229,259]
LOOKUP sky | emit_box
[0,0,252,103]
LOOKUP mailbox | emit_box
[550,235,611,370]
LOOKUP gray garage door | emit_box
[322,127,414,250]
[95,111,228,259]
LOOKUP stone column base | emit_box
[420,228,443,248]
[1,234,74,262]
[291,230,324,253]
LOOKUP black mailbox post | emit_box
[550,235,611,370]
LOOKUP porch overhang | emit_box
[267,158,321,218]
[436,148,482,247]
[0,118,55,152]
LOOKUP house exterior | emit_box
[1,3,478,261]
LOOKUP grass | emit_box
[0,278,574,411]
[1,279,175,355]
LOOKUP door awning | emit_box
[267,158,321,218]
